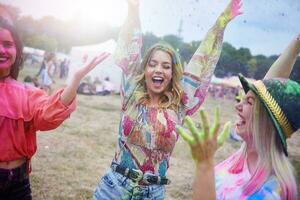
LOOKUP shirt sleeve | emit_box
[181,22,227,116]
[113,23,143,110]
[28,88,76,131]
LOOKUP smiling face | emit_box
[0,28,16,77]
[235,91,256,142]
[145,50,173,99]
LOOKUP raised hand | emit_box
[218,0,243,28]
[228,0,243,20]
[127,0,139,12]
[60,52,110,106]
[74,52,110,80]
[264,32,300,79]
[176,108,231,165]
[127,0,139,7]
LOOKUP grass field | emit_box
[18,64,300,200]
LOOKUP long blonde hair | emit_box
[229,97,297,199]
[135,43,183,110]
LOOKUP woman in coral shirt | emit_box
[0,17,109,199]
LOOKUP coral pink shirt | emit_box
[0,76,76,167]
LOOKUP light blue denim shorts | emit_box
[93,169,166,200]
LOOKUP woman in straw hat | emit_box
[176,33,300,200]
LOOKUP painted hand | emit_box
[74,52,110,80]
[218,0,243,28]
[176,108,231,165]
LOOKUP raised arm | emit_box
[113,0,142,75]
[185,0,242,78]
[264,33,300,79]
[176,109,231,200]
[182,0,242,116]
[60,52,110,105]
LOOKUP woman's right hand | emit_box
[176,108,231,166]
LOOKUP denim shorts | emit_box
[93,169,166,200]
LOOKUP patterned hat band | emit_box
[253,80,294,139]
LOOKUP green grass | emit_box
[17,64,300,199]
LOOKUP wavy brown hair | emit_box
[135,42,183,110]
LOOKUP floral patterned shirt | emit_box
[112,21,226,177]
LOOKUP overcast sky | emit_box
[1,0,300,56]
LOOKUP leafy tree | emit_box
[247,58,257,78]
[142,32,160,55]
[25,34,58,52]
[254,55,276,79]
[162,34,183,51]
[179,43,194,64]
[4,3,300,83]
[291,57,300,81]
[216,42,245,77]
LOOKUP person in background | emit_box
[60,58,67,79]
[102,76,115,95]
[36,52,47,77]
[40,52,57,94]
[93,77,105,96]
[23,75,35,87]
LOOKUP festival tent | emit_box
[211,75,256,88]
[211,75,224,85]
[23,46,45,57]
[218,76,242,88]
[67,39,122,92]
[23,46,45,63]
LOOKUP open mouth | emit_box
[152,76,164,87]
[236,114,246,127]
[0,56,9,64]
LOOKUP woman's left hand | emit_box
[176,108,231,166]
[127,0,139,8]
[218,0,243,28]
[74,52,110,80]
[227,0,243,21]
[59,52,110,106]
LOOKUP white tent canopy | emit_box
[67,39,122,92]
[23,46,45,56]
[211,75,256,88]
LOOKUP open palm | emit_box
[74,52,110,79]
[176,108,231,165]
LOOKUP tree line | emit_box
[2,3,300,81]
